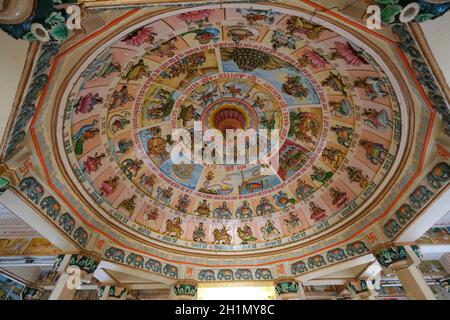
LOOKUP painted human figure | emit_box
[309,202,327,222]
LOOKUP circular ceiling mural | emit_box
[60,5,402,253]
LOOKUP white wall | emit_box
[0,31,29,141]
[420,14,450,87]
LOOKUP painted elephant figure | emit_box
[218,269,235,281]
[383,219,401,238]
[307,255,326,269]
[291,261,308,275]
[144,259,162,273]
[395,204,415,225]
[235,269,253,280]
[255,268,273,280]
[427,162,450,189]
[326,248,347,263]
[40,196,61,220]
[73,227,88,247]
[409,185,433,209]
[198,270,215,281]
[105,247,125,263]
[58,213,76,235]
[19,177,44,204]
[163,264,178,278]
[346,241,368,256]
[126,253,144,268]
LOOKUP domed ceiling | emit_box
[58,4,403,254]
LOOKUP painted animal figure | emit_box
[409,185,433,209]
[104,247,125,263]
[73,227,88,247]
[40,196,61,220]
[212,226,232,245]
[199,269,215,281]
[235,269,253,280]
[353,77,388,100]
[218,269,235,281]
[291,261,308,275]
[123,59,149,82]
[164,217,183,238]
[163,264,178,278]
[255,268,273,280]
[145,259,162,273]
[19,177,44,204]
[426,162,450,189]
[395,204,415,225]
[126,253,145,268]
[58,213,76,235]
[307,255,326,269]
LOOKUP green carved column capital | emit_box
[274,277,304,300]
[0,176,11,195]
[373,244,421,272]
[21,286,44,300]
[172,280,198,300]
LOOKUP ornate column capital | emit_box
[274,277,304,300]
[98,285,129,300]
[21,286,45,301]
[171,280,198,300]
[372,244,421,273]
[53,253,101,281]
[345,279,379,300]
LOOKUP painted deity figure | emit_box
[118,195,137,216]
[359,140,388,165]
[109,85,135,110]
[83,152,106,174]
[139,173,156,194]
[156,186,174,205]
[330,98,353,118]
[273,191,295,208]
[282,76,308,98]
[331,125,353,148]
[295,179,314,200]
[212,225,232,245]
[256,197,275,216]
[260,220,281,240]
[322,146,345,169]
[192,222,206,243]
[117,138,133,154]
[309,202,327,222]
[164,217,183,238]
[73,120,100,156]
[176,194,190,213]
[329,187,348,208]
[284,211,302,232]
[237,225,257,244]
[99,176,119,196]
[353,77,388,101]
[235,201,254,219]
[143,208,159,227]
[213,202,232,219]
[362,108,392,130]
[345,166,369,189]
[75,92,103,114]
[121,159,144,179]
[290,111,320,144]
[310,166,333,184]
[195,200,212,217]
